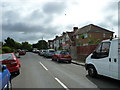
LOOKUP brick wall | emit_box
[77,45,98,55]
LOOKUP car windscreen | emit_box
[49,50,55,53]
[0,54,14,61]
[60,51,69,55]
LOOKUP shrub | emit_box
[2,46,14,53]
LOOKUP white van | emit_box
[85,38,120,80]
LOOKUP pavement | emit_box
[72,60,85,66]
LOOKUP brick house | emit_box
[48,24,114,62]
[73,24,114,46]
[72,24,114,62]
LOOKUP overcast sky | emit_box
[1,0,119,44]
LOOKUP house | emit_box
[72,24,114,62]
[73,24,114,46]
[48,24,114,62]
[53,27,78,51]
[48,40,54,49]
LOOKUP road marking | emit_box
[39,62,48,71]
[55,77,69,90]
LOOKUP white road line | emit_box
[39,62,48,71]
[55,77,69,90]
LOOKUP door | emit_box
[91,42,111,76]
[109,40,119,79]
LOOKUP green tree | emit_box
[4,37,16,48]
[21,41,32,51]
[2,46,14,53]
[32,40,48,49]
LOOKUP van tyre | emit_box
[88,66,97,77]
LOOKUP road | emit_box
[12,52,120,89]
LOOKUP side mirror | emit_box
[2,65,7,72]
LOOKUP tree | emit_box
[4,37,16,48]
[32,40,48,49]
[21,41,32,51]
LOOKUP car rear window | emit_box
[0,54,14,61]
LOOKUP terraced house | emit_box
[48,24,114,62]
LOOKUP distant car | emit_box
[19,50,26,55]
[0,53,21,75]
[33,49,39,53]
[0,65,12,90]
[52,51,72,63]
[39,50,47,56]
[44,49,55,58]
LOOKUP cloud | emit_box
[1,0,118,43]
[43,2,67,15]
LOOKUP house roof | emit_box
[66,32,74,41]
[74,24,114,35]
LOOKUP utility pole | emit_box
[42,37,43,49]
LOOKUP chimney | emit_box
[62,32,66,35]
[56,36,58,38]
[73,27,78,32]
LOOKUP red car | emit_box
[52,51,72,63]
[0,53,21,75]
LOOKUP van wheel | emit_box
[88,66,97,77]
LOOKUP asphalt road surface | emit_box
[11,52,120,89]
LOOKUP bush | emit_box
[2,46,14,53]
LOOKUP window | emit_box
[84,33,88,38]
[103,33,106,38]
[91,42,110,59]
[76,35,79,39]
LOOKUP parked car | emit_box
[52,51,72,63]
[44,49,55,58]
[39,50,47,56]
[0,65,12,90]
[19,50,26,55]
[32,49,39,53]
[0,53,21,75]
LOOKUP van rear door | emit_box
[118,39,120,80]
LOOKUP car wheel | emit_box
[88,66,97,77]
[15,70,20,75]
[52,58,54,61]
[57,58,61,63]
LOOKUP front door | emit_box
[91,42,111,76]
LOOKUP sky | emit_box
[1,0,119,44]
